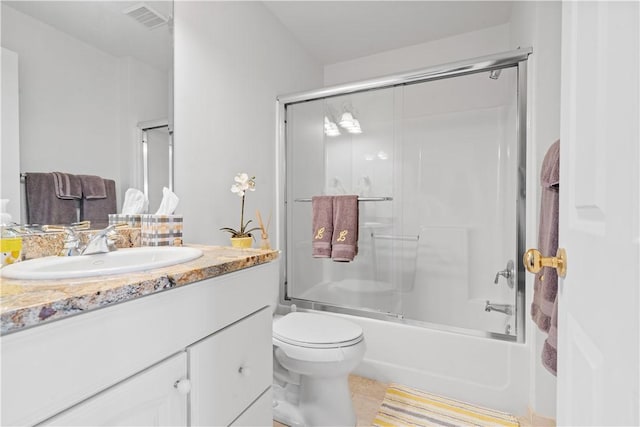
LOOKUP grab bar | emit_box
[371,234,419,241]
[293,196,393,202]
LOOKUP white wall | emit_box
[117,56,169,202]
[510,1,562,420]
[173,1,322,246]
[325,24,510,86]
[1,5,120,187]
[1,4,168,217]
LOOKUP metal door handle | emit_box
[523,248,567,278]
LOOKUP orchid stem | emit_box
[240,194,245,234]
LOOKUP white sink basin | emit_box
[1,246,203,280]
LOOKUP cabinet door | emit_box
[190,307,272,427]
[230,389,273,427]
[41,353,188,426]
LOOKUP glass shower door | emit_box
[283,62,523,340]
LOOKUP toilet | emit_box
[272,311,366,427]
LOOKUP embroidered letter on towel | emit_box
[331,195,358,262]
[312,196,334,258]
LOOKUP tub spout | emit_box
[485,300,513,316]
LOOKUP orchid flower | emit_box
[221,173,260,238]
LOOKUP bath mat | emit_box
[372,384,519,427]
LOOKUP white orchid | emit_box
[221,173,260,238]
[230,173,256,197]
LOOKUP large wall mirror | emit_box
[0,1,173,224]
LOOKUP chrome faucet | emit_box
[485,300,514,316]
[81,224,119,255]
[59,227,82,257]
[494,260,514,288]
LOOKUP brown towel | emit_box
[81,179,117,229]
[542,296,558,375]
[331,195,359,262]
[530,139,560,376]
[25,173,78,225]
[312,196,333,258]
[78,174,107,199]
[51,172,82,199]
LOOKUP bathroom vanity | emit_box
[0,246,279,426]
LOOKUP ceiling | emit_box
[4,1,513,69]
[4,1,173,70]
[263,1,513,65]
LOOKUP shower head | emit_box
[489,69,502,80]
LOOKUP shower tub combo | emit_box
[276,48,532,414]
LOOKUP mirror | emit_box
[0,1,173,225]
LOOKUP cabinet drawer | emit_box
[230,388,273,427]
[190,307,272,426]
[41,353,188,426]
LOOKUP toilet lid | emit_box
[273,312,363,348]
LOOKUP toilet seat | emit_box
[273,312,363,349]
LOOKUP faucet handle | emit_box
[58,227,82,256]
[494,260,515,288]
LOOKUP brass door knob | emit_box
[523,248,567,278]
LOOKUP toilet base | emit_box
[273,384,305,427]
[298,374,357,427]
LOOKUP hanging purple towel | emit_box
[25,173,78,225]
[531,139,560,376]
[312,196,334,258]
[81,178,117,229]
[331,195,359,262]
[51,172,82,199]
[78,174,107,199]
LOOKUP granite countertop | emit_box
[0,245,279,335]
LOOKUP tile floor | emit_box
[273,374,556,427]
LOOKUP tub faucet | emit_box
[494,260,514,288]
[485,300,513,316]
[81,225,119,255]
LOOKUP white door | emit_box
[41,353,189,426]
[557,1,639,425]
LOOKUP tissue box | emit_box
[141,215,183,246]
[108,214,142,228]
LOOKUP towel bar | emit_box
[371,234,419,241]
[294,196,393,202]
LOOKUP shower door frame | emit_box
[276,47,532,343]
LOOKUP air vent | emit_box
[122,3,168,29]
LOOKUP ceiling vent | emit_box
[122,3,168,30]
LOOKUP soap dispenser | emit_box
[1,199,22,267]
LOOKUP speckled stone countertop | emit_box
[0,245,279,335]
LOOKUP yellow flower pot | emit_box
[230,236,253,249]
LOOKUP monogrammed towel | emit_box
[331,195,359,262]
[312,196,333,258]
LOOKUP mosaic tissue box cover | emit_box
[140,215,183,246]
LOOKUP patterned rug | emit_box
[372,384,520,427]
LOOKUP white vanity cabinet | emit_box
[1,260,278,426]
[41,353,189,426]
[189,307,272,426]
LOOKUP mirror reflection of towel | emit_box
[81,179,117,229]
[25,173,78,225]
[78,174,107,199]
[51,172,81,200]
